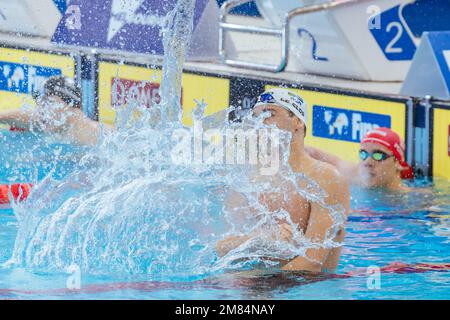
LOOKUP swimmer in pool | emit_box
[216,88,350,273]
[306,127,414,191]
[0,76,113,146]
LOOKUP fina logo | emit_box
[1,64,25,90]
[324,110,349,136]
[108,0,166,42]
[0,62,61,95]
[313,106,391,143]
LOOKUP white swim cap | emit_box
[254,88,308,127]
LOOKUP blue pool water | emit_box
[0,130,87,183]
[0,130,449,299]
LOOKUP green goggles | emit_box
[359,150,393,162]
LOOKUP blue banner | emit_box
[312,106,391,143]
[0,62,61,95]
[52,0,209,55]
[216,0,260,16]
[402,0,450,38]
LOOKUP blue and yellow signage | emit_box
[0,47,75,112]
[433,106,450,180]
[266,85,407,164]
[97,61,230,127]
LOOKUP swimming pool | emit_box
[0,130,86,183]
[0,129,449,299]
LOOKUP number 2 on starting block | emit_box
[369,5,416,61]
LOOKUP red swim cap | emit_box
[361,127,414,179]
[0,183,32,204]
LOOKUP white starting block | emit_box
[0,0,61,38]
[220,0,448,81]
[401,31,450,100]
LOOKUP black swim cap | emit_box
[40,76,82,108]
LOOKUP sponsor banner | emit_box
[216,0,260,16]
[97,61,230,126]
[52,0,209,56]
[0,47,75,112]
[432,106,450,180]
[312,106,391,143]
[111,78,162,109]
[266,85,407,163]
[0,62,61,95]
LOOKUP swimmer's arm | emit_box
[216,189,264,257]
[216,235,251,257]
[224,189,260,218]
[0,109,34,128]
[73,121,102,146]
[282,174,350,273]
[70,118,116,147]
[305,146,357,180]
[216,188,264,257]
[281,204,335,273]
[216,222,294,258]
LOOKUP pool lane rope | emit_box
[0,261,449,297]
[8,126,27,132]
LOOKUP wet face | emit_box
[358,142,403,188]
[252,104,305,136]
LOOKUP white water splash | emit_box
[6,0,346,278]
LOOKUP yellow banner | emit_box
[266,85,407,164]
[433,108,450,180]
[97,61,230,126]
[0,47,75,111]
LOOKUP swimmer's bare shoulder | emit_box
[68,115,116,146]
[305,157,350,200]
[311,159,350,224]
[305,146,358,184]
